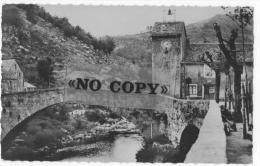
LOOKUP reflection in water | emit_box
[63,134,143,162]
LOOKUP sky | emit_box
[42,5,226,37]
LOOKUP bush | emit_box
[85,111,106,124]
[73,119,83,130]
[130,110,140,119]
[33,128,62,148]
[26,125,42,135]
[110,112,120,119]
[3,145,36,160]
[2,5,25,27]
[37,57,54,87]
[16,4,39,23]
[163,147,186,163]
[136,145,157,162]
[152,135,171,145]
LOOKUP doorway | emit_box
[204,84,215,100]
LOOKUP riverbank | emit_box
[47,133,142,161]
[61,134,143,162]
[48,141,113,161]
[1,104,140,161]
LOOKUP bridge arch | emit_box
[1,102,66,153]
[1,87,210,150]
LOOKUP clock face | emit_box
[161,40,172,52]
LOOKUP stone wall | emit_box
[1,88,64,140]
[155,96,209,146]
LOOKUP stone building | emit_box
[151,21,253,99]
[181,43,253,99]
[151,22,186,98]
[24,82,36,91]
[1,59,24,93]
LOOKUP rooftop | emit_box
[151,21,186,37]
[183,43,253,63]
[24,82,36,88]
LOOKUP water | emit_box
[63,134,143,162]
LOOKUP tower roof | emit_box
[151,21,187,38]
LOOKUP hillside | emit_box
[112,14,253,66]
[186,14,253,43]
[112,33,152,67]
[2,4,129,88]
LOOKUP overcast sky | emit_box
[42,5,226,37]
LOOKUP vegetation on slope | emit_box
[2,4,116,88]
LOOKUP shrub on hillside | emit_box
[3,145,36,160]
[152,135,171,145]
[33,129,61,148]
[9,4,116,54]
[2,5,25,27]
[37,57,54,87]
[17,4,39,24]
[24,118,63,148]
[85,111,106,124]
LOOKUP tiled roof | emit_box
[183,43,253,63]
[24,82,36,88]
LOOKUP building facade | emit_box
[2,59,24,93]
[150,22,253,100]
[151,22,187,98]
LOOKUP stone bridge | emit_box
[1,87,210,146]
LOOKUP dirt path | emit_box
[226,123,252,164]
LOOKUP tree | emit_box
[200,49,229,103]
[37,58,54,87]
[103,36,116,54]
[213,7,253,122]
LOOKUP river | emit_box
[63,134,144,162]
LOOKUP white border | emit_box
[0,1,259,166]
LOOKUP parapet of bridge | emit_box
[1,87,209,146]
[185,101,227,163]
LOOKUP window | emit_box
[189,84,197,97]
[204,65,215,78]
[209,86,215,93]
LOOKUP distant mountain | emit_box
[186,14,253,43]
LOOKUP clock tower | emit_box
[151,22,187,98]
